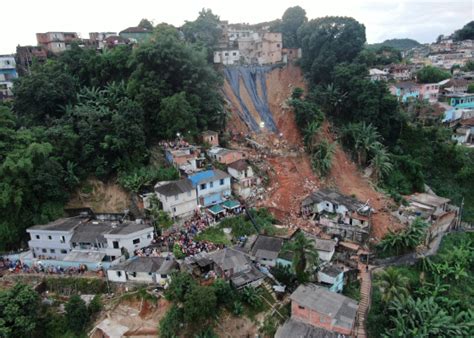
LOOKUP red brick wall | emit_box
[291,302,353,336]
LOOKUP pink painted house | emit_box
[418,83,440,103]
[289,284,358,336]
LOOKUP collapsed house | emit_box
[302,189,371,243]
[181,248,264,289]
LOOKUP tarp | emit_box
[208,204,225,215]
[222,200,241,210]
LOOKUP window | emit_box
[200,183,206,190]
[50,249,55,253]
[48,235,52,240]
[161,274,168,278]
[225,52,229,56]
[175,195,179,201]
[298,305,305,310]
[233,52,237,56]
[60,236,65,243]
[133,238,140,244]
[173,207,176,212]
[276,44,280,48]
[42,249,47,253]
[210,181,214,188]
[60,249,67,254]
[220,179,224,185]
[116,271,122,277]
[113,241,119,249]
[35,235,40,240]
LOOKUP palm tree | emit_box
[376,267,409,303]
[303,119,322,153]
[369,143,393,183]
[343,122,382,166]
[283,232,319,283]
[312,140,335,177]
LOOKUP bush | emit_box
[159,305,184,338]
[65,295,90,334]
[118,166,178,193]
[195,227,230,245]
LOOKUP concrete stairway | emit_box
[355,264,372,338]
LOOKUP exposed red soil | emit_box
[223,64,402,240]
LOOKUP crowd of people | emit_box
[0,257,94,275]
[135,212,222,258]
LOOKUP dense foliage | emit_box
[161,273,271,336]
[3,23,224,250]
[454,21,474,41]
[298,16,366,85]
[368,38,420,51]
[0,283,102,337]
[368,232,474,337]
[416,65,451,83]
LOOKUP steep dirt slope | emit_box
[224,63,401,239]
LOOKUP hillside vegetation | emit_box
[0,21,224,250]
[368,38,421,50]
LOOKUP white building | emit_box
[227,159,256,198]
[188,169,232,207]
[27,216,154,263]
[369,68,389,81]
[155,179,197,219]
[0,55,18,98]
[107,256,178,286]
[213,49,240,65]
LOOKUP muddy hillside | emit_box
[223,64,401,239]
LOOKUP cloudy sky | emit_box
[0,0,472,54]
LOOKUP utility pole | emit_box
[457,197,464,229]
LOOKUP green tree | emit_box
[65,295,90,334]
[376,267,409,304]
[467,83,474,93]
[342,122,382,166]
[182,9,222,54]
[298,16,366,85]
[283,232,319,282]
[13,60,79,125]
[416,66,451,83]
[454,21,474,41]
[159,304,184,338]
[311,140,335,177]
[0,284,41,337]
[138,18,154,30]
[183,285,217,322]
[159,92,198,139]
[165,272,197,302]
[128,25,224,138]
[88,295,102,317]
[370,143,393,183]
[240,286,262,309]
[387,296,472,336]
[280,6,307,48]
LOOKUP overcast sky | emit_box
[0,0,472,54]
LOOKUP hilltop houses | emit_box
[0,55,18,99]
[26,215,154,267]
[155,179,197,218]
[188,169,232,207]
[213,21,287,65]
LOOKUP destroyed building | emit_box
[302,189,371,243]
